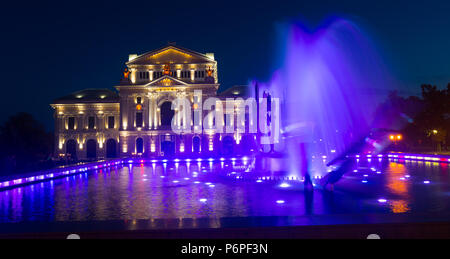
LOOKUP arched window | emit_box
[86,139,97,159]
[192,136,200,153]
[106,138,117,158]
[160,102,174,127]
[66,139,77,159]
[136,138,144,153]
[222,136,234,156]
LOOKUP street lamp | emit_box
[389,134,402,141]
[389,134,403,150]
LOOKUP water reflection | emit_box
[0,159,449,223]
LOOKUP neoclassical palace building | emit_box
[51,44,255,160]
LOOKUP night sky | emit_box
[1,0,450,131]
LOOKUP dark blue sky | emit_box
[1,0,450,130]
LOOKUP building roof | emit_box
[126,44,215,66]
[218,85,250,98]
[52,89,120,104]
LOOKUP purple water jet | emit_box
[258,18,395,179]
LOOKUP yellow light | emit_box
[151,143,156,152]
[389,135,395,141]
[193,103,198,109]
[397,134,402,140]
[180,143,185,152]
[432,130,438,134]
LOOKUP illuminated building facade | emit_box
[51,44,255,160]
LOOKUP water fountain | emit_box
[255,17,396,181]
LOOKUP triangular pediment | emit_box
[145,75,189,87]
[127,45,214,65]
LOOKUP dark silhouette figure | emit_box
[321,135,369,191]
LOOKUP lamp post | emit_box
[389,133,403,151]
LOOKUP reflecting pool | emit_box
[0,158,449,224]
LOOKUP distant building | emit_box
[51,44,255,160]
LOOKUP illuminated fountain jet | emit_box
[257,17,398,185]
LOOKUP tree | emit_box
[0,112,53,175]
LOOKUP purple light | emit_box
[276,200,285,204]
[199,198,207,202]
[423,180,430,184]
[378,198,387,203]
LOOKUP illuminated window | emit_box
[68,117,75,130]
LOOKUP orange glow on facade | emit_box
[163,64,170,75]
[386,162,411,213]
[206,66,214,77]
[123,68,130,79]
[136,104,142,110]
